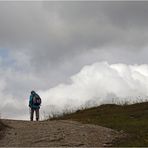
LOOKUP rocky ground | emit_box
[0,119,124,147]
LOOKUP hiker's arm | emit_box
[29,95,32,107]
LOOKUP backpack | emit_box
[32,94,41,106]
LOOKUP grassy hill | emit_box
[51,102,148,146]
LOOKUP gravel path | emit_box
[0,119,122,147]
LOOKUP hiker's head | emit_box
[31,90,36,95]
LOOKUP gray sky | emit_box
[1,1,148,120]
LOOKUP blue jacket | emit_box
[29,93,41,109]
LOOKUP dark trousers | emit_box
[30,108,39,121]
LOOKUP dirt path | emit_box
[0,119,123,147]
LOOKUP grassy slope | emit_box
[52,102,148,146]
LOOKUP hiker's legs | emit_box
[30,108,34,121]
[35,109,39,121]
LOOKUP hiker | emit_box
[29,91,42,121]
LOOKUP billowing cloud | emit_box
[39,62,148,118]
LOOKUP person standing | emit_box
[29,91,41,121]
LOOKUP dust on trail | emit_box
[0,119,123,147]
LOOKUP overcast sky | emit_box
[1,1,148,120]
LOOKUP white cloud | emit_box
[1,61,148,120]
[39,62,148,118]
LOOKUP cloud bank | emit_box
[1,60,148,120]
[39,62,148,118]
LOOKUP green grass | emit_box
[51,102,148,146]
